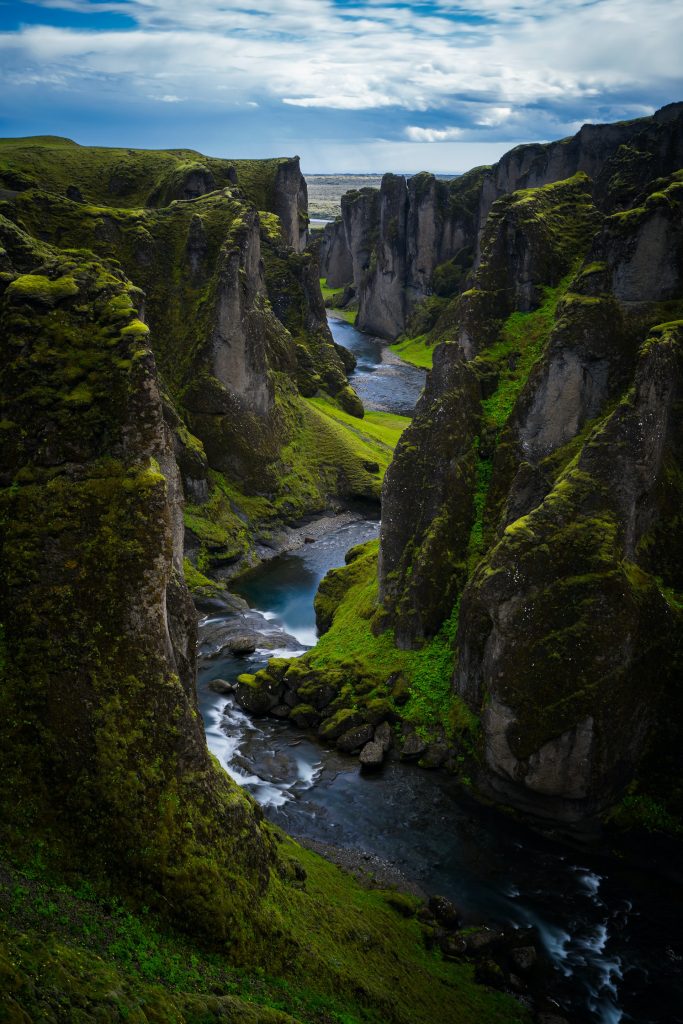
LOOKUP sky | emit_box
[0,0,681,174]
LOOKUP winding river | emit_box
[197,315,683,1024]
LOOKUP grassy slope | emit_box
[0,839,527,1024]
[389,335,434,369]
[0,135,291,212]
[307,397,410,478]
[320,278,356,324]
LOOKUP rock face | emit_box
[0,219,275,942]
[320,168,483,339]
[273,156,309,252]
[320,219,353,287]
[376,104,683,823]
[0,138,378,578]
[327,103,683,340]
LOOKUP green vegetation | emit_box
[0,135,293,212]
[308,397,410,475]
[478,277,570,432]
[288,541,478,747]
[0,842,527,1024]
[389,334,434,369]
[320,277,356,323]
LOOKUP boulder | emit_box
[234,673,282,716]
[400,732,427,760]
[359,740,385,772]
[337,723,374,753]
[208,678,234,695]
[510,946,538,972]
[428,895,461,930]
[374,721,393,752]
[420,743,449,769]
[226,633,259,655]
[318,708,364,741]
[290,703,320,728]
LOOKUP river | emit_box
[196,315,683,1024]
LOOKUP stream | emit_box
[196,316,683,1024]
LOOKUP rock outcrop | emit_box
[0,138,381,578]
[375,106,683,823]
[0,219,275,942]
[324,103,683,341]
[273,156,309,251]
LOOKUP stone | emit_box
[290,704,320,728]
[510,946,538,972]
[420,743,449,769]
[359,740,385,772]
[234,675,282,716]
[208,677,234,694]
[427,895,461,930]
[337,723,374,753]
[400,732,427,760]
[270,704,291,719]
[464,927,501,954]
[226,633,259,655]
[318,708,364,741]
[374,721,393,752]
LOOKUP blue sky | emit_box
[0,0,681,173]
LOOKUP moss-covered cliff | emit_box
[322,102,683,344]
[0,137,382,583]
[376,112,683,826]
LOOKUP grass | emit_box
[0,843,527,1024]
[0,135,291,213]
[389,334,434,369]
[478,278,569,431]
[306,542,477,744]
[320,278,356,324]
[305,396,410,481]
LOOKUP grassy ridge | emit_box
[0,135,291,212]
[0,840,527,1024]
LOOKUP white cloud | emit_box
[1,0,681,136]
[159,93,182,102]
[476,105,512,127]
[405,125,463,141]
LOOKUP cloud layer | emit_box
[0,0,680,171]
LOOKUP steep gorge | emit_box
[2,106,683,1024]
[0,139,527,1024]
[275,104,683,830]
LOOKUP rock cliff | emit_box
[377,107,683,823]
[250,106,683,831]
[0,138,380,581]
[0,143,528,1024]
[323,103,683,342]
[0,218,275,944]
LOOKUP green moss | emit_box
[6,272,79,306]
[607,788,683,836]
[183,557,226,596]
[477,277,570,432]
[320,278,356,323]
[0,847,528,1024]
[298,542,476,746]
